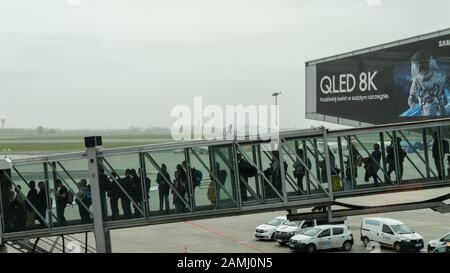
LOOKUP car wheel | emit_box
[362,237,370,247]
[306,244,316,253]
[394,242,402,252]
[278,242,287,246]
[342,240,353,251]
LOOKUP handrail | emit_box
[10,119,450,166]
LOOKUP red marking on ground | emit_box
[184,220,266,253]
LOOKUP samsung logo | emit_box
[439,39,450,47]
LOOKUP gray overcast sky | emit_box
[1,0,449,130]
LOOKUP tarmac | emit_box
[108,188,450,253]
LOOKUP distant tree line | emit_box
[0,126,171,136]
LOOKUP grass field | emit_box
[0,134,173,153]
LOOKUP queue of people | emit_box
[2,132,449,233]
[0,174,92,232]
[99,162,204,218]
[100,168,150,219]
[235,135,434,201]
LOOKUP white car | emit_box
[430,242,450,253]
[427,233,450,252]
[360,217,424,252]
[288,225,354,253]
[254,216,286,241]
[274,219,317,245]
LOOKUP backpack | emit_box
[84,190,92,207]
[444,140,450,154]
[85,190,92,201]
[192,168,203,187]
[66,191,74,205]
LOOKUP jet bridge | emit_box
[1,118,450,252]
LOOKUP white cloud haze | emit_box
[0,0,449,129]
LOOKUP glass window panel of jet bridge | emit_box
[210,145,239,210]
[348,133,389,190]
[437,125,450,182]
[394,128,436,185]
[258,143,285,202]
[338,136,361,192]
[7,164,49,233]
[303,138,329,194]
[188,146,218,212]
[321,137,346,193]
[47,159,92,227]
[236,144,261,204]
[143,149,191,217]
[99,154,145,221]
[281,139,313,198]
[378,131,401,185]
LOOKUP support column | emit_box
[322,127,334,202]
[393,131,401,184]
[231,142,243,208]
[0,188,3,250]
[0,160,13,244]
[85,136,112,253]
[277,139,288,205]
[422,129,431,179]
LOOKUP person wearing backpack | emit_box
[192,168,203,189]
[173,164,187,213]
[432,131,450,180]
[130,169,143,218]
[76,179,91,224]
[386,137,406,181]
[237,153,257,202]
[120,169,133,218]
[269,151,287,198]
[182,161,202,193]
[214,163,228,205]
[25,180,39,228]
[10,186,27,231]
[293,149,311,194]
[107,171,121,220]
[139,168,151,201]
[156,164,171,213]
[36,181,48,228]
[55,179,68,226]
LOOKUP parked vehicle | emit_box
[254,216,287,241]
[288,225,354,253]
[427,233,450,252]
[430,242,450,253]
[274,219,317,245]
[360,217,424,252]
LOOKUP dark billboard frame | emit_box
[306,28,450,127]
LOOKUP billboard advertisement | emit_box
[311,31,450,125]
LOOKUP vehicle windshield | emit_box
[266,218,285,226]
[391,224,414,234]
[283,220,301,227]
[302,227,322,237]
[433,245,450,253]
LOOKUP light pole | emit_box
[272,92,282,127]
[0,117,5,129]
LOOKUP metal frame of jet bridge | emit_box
[1,118,450,252]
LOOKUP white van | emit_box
[360,217,424,252]
[274,219,318,245]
